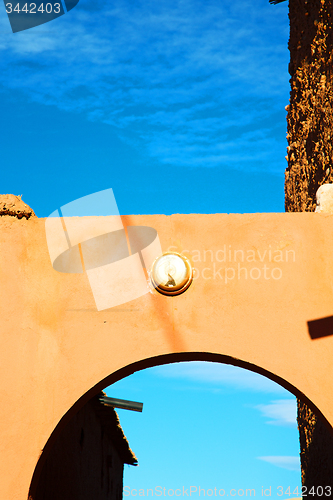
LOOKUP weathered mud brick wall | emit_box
[285,0,333,211]
[285,0,333,488]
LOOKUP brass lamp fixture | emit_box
[150,252,193,296]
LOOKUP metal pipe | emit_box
[99,396,143,412]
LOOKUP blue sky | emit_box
[0,0,289,216]
[0,0,302,498]
[107,363,301,500]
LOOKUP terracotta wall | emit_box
[4,209,333,499]
[285,0,333,488]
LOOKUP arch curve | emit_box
[3,213,333,500]
[28,351,333,499]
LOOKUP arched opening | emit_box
[108,362,302,498]
[29,353,333,500]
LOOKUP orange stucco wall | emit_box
[1,212,333,499]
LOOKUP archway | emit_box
[2,212,333,500]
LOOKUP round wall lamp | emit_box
[150,252,193,296]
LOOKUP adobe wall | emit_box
[2,211,333,499]
[285,0,333,488]
[285,0,333,209]
[33,393,135,500]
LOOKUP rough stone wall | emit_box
[297,399,333,487]
[285,0,333,489]
[285,0,333,212]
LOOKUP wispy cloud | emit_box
[255,399,297,426]
[257,455,301,471]
[0,0,289,171]
[154,361,289,394]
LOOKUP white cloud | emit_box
[153,361,289,394]
[257,456,301,471]
[255,399,297,426]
